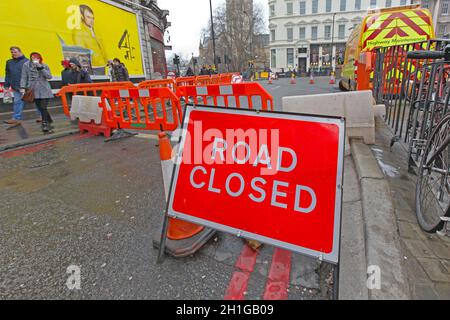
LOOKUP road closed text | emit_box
[189,138,317,214]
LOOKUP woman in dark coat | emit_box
[112,58,130,82]
[20,52,54,133]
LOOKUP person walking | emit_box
[20,52,54,133]
[67,57,92,84]
[112,58,130,82]
[3,46,29,125]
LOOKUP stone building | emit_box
[268,0,411,75]
[411,0,450,37]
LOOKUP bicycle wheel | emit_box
[416,113,450,233]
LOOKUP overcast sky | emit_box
[159,0,269,58]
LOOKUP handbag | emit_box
[3,89,13,104]
[22,88,35,103]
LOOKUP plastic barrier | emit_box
[176,76,197,87]
[196,75,212,86]
[138,79,176,91]
[56,82,134,116]
[176,83,274,111]
[99,87,182,132]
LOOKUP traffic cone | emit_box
[329,72,336,85]
[309,72,315,85]
[290,74,297,85]
[153,131,216,257]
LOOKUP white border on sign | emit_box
[167,105,346,265]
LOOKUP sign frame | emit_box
[165,105,346,265]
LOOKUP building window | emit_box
[326,0,332,12]
[287,28,294,41]
[287,48,294,67]
[312,0,319,13]
[270,5,275,17]
[325,25,332,40]
[299,27,306,40]
[299,1,306,15]
[311,26,318,40]
[438,24,448,37]
[271,29,276,41]
[338,24,346,39]
[422,0,429,9]
[287,2,293,15]
[385,0,392,7]
[400,0,407,5]
[370,0,377,8]
[340,0,346,12]
[442,0,449,15]
[271,49,277,68]
[355,0,361,10]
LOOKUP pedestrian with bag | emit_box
[3,46,29,126]
[20,52,54,133]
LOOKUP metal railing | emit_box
[373,39,450,170]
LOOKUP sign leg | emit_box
[157,213,170,264]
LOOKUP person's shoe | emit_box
[4,119,19,125]
[36,119,43,123]
[41,122,50,133]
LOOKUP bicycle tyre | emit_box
[415,114,450,233]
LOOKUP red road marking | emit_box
[224,244,259,300]
[263,249,292,300]
[0,133,91,159]
[0,141,56,158]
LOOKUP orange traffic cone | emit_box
[329,72,336,85]
[158,132,204,240]
[154,132,216,258]
[290,74,297,85]
[309,72,315,85]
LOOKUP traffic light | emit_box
[173,54,180,66]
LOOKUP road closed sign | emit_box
[167,106,345,264]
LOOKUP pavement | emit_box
[370,115,450,300]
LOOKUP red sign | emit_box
[167,106,345,264]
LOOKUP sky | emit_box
[158,0,269,58]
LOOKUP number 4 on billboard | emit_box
[119,30,136,61]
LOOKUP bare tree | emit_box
[200,1,267,73]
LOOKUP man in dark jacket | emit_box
[67,57,92,84]
[112,58,130,82]
[61,60,72,86]
[4,47,28,125]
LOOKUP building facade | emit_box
[268,0,412,75]
[114,0,170,79]
[411,0,450,37]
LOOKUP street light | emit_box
[209,0,217,67]
[331,13,336,75]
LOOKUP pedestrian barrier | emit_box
[176,83,274,111]
[56,81,134,116]
[175,76,197,88]
[99,87,182,132]
[138,78,176,91]
[196,75,213,86]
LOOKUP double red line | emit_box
[224,244,292,300]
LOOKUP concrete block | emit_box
[70,96,110,124]
[374,105,386,118]
[417,258,450,283]
[283,90,375,144]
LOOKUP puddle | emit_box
[371,147,400,178]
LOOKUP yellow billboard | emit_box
[0,0,144,79]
